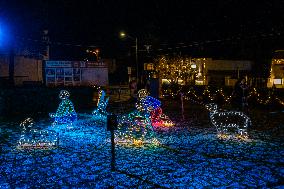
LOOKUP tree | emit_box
[156,55,195,85]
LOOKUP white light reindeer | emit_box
[205,103,250,138]
[18,118,58,149]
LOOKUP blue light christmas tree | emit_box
[49,90,77,125]
[92,90,109,123]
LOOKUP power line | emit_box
[15,36,99,48]
[149,32,282,53]
[14,31,283,53]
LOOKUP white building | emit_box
[160,57,253,86]
[0,55,43,86]
[45,60,108,87]
[267,50,284,88]
[199,58,252,86]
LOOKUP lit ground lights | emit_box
[1,89,282,187]
[0,117,282,188]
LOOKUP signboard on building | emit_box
[45,61,108,87]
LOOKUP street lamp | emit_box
[0,23,14,86]
[119,31,138,81]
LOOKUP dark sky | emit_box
[1,0,284,59]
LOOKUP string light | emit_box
[49,90,77,125]
[166,86,284,109]
[150,107,175,127]
[136,89,174,127]
[16,31,281,55]
[17,118,58,149]
[92,90,109,124]
[116,110,155,145]
[156,56,195,85]
[202,87,214,103]
[117,89,174,145]
[205,103,250,139]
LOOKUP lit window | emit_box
[191,64,196,69]
[273,79,282,85]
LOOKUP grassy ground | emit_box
[0,91,283,188]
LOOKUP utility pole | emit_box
[42,30,50,85]
[135,37,138,82]
[42,30,50,61]
[107,115,118,171]
[119,32,139,81]
[9,47,14,86]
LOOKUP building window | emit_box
[273,79,282,85]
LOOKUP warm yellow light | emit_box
[217,133,229,139]
[120,31,126,38]
[133,139,143,146]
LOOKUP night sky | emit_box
[0,0,284,60]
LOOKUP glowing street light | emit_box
[0,21,13,48]
[119,31,126,38]
[0,22,14,85]
[0,22,7,48]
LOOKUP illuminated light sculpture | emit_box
[117,89,174,145]
[49,90,77,125]
[136,89,174,127]
[92,90,109,123]
[150,107,175,127]
[17,118,58,149]
[202,87,214,104]
[117,110,155,145]
[117,89,156,144]
[205,103,250,139]
[184,88,203,105]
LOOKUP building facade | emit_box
[201,58,252,86]
[267,50,284,88]
[45,60,108,87]
[159,57,253,87]
[0,55,43,86]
